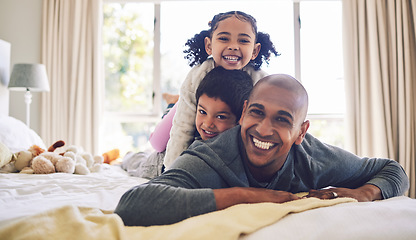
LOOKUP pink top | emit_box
[149,104,177,152]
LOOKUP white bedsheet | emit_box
[242,196,416,240]
[0,164,147,226]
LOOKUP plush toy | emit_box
[9,140,104,175]
[102,148,120,164]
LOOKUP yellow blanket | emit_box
[0,197,355,240]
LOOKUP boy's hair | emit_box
[184,11,279,70]
[196,66,253,122]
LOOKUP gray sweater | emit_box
[115,126,409,226]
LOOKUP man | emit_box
[115,74,409,226]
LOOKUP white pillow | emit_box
[0,142,13,169]
[0,115,47,153]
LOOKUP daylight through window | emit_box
[101,0,345,155]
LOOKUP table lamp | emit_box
[8,63,50,127]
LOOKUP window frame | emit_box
[102,0,345,148]
[102,0,305,122]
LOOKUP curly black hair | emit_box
[184,11,279,70]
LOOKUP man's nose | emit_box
[256,118,273,136]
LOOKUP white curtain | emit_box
[41,0,103,155]
[343,0,416,197]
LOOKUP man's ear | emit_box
[239,100,249,125]
[204,37,212,55]
[294,120,310,145]
[251,43,261,60]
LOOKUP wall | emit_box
[0,0,43,134]
[0,39,11,115]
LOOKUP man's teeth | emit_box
[253,138,274,150]
[224,56,239,61]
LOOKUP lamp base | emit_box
[24,89,32,127]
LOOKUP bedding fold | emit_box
[0,197,355,240]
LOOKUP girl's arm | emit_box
[163,60,215,168]
[163,94,197,168]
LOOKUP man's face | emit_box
[239,82,309,175]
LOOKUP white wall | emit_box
[0,0,43,134]
[0,39,11,115]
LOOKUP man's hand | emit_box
[305,184,382,202]
[213,187,300,210]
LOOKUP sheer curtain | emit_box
[343,0,416,197]
[41,0,103,154]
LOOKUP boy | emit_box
[121,66,253,178]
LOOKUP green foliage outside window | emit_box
[103,3,154,113]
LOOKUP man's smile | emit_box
[252,137,276,150]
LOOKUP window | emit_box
[101,0,345,155]
[102,3,156,155]
[299,1,345,147]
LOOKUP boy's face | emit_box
[196,94,237,141]
[204,16,261,70]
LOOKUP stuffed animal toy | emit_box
[102,148,120,164]
[10,140,104,175]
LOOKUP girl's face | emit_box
[204,16,261,70]
[196,94,237,140]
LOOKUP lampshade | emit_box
[8,63,50,92]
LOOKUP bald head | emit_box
[250,74,309,121]
[239,74,310,177]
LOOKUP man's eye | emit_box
[276,117,290,124]
[249,109,263,116]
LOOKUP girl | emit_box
[164,11,279,168]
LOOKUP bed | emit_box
[1,115,415,240]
